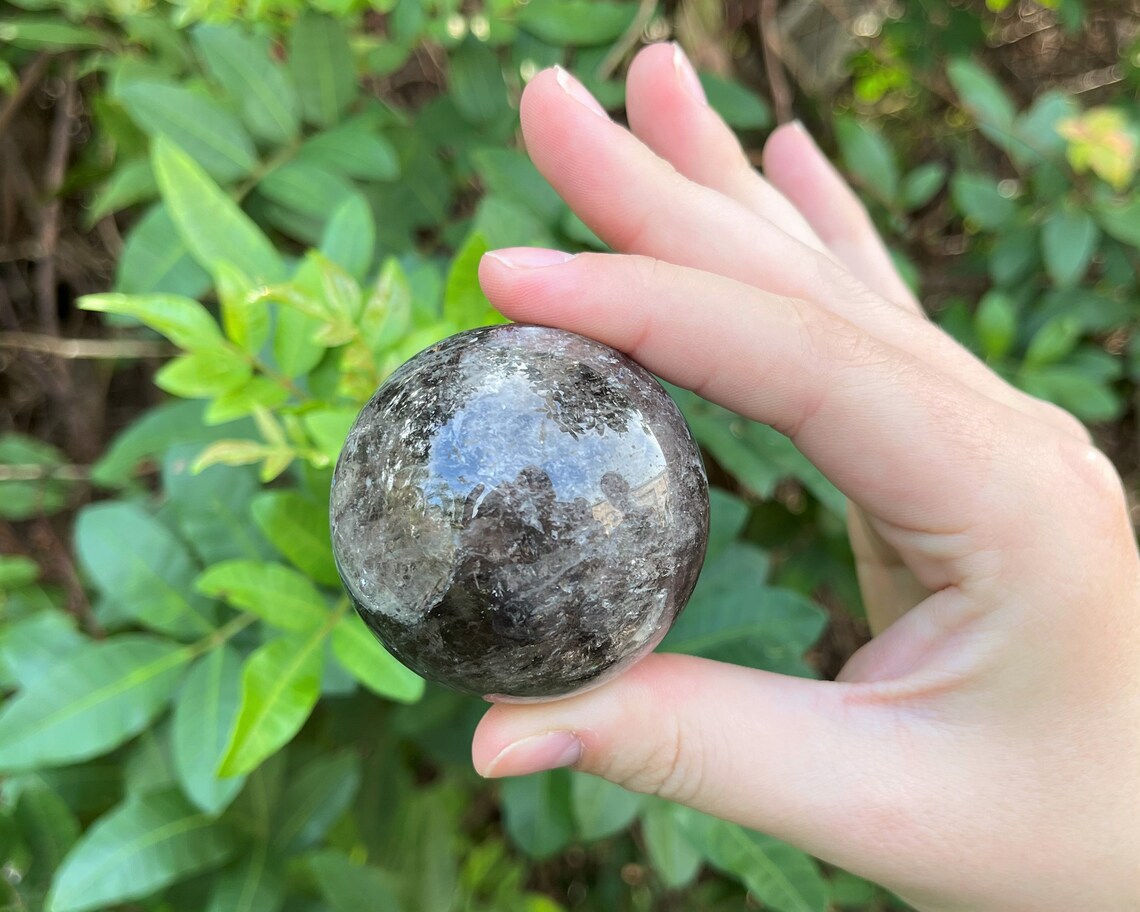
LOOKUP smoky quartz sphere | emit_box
[329,324,710,701]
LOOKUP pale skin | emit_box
[470,43,1140,911]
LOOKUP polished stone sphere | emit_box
[329,324,709,701]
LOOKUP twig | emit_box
[0,331,175,359]
[759,0,793,124]
[595,0,657,81]
[0,463,89,481]
[0,53,51,139]
[36,61,77,336]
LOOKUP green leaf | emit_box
[156,348,254,399]
[118,80,257,182]
[675,811,827,912]
[331,613,425,703]
[296,122,400,181]
[289,11,356,127]
[974,290,1017,361]
[214,261,270,355]
[218,631,326,777]
[301,407,357,463]
[1041,208,1098,287]
[947,58,1016,129]
[472,148,563,224]
[515,0,640,46]
[570,773,645,842]
[321,195,376,280]
[901,162,947,210]
[152,135,286,282]
[501,770,574,860]
[269,750,360,853]
[75,501,218,639]
[950,172,1017,230]
[80,291,222,351]
[273,306,327,378]
[47,788,239,912]
[662,544,826,676]
[259,161,356,221]
[251,491,341,587]
[1019,366,1119,423]
[124,725,178,798]
[698,72,771,129]
[988,225,1040,285]
[14,783,80,886]
[308,850,403,912]
[205,378,291,425]
[193,25,300,145]
[172,647,246,815]
[0,635,191,773]
[0,554,39,589]
[672,388,844,516]
[91,400,252,488]
[115,205,211,298]
[0,611,83,693]
[196,560,330,633]
[444,230,494,327]
[88,157,158,223]
[0,17,106,49]
[449,37,510,125]
[205,846,284,912]
[1024,315,1082,367]
[1094,198,1140,248]
[706,487,749,563]
[835,117,900,204]
[641,799,702,890]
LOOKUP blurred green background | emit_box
[0,0,1137,909]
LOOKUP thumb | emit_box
[472,653,917,872]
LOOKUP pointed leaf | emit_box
[570,773,644,842]
[218,631,326,777]
[172,647,246,814]
[205,845,284,912]
[1041,208,1099,287]
[320,195,376,279]
[641,799,702,889]
[118,80,257,181]
[156,348,254,399]
[114,204,211,297]
[269,750,360,853]
[81,291,222,351]
[297,123,399,181]
[47,788,239,912]
[214,261,271,354]
[308,850,403,912]
[152,136,286,282]
[289,11,356,127]
[0,635,191,772]
[331,613,424,703]
[196,560,330,632]
[501,770,574,860]
[75,502,218,639]
[251,491,340,586]
[194,25,300,145]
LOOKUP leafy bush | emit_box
[1,1,1137,910]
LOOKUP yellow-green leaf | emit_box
[331,613,424,703]
[195,560,329,633]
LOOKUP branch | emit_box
[759,0,793,124]
[0,331,175,359]
[0,53,51,138]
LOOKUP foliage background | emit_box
[1,0,1138,909]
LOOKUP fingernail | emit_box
[554,65,609,119]
[788,119,813,141]
[484,247,577,269]
[481,732,583,778]
[672,43,706,105]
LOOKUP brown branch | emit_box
[0,331,175,359]
[759,0,793,124]
[0,53,51,139]
[36,61,78,336]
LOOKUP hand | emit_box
[472,43,1140,911]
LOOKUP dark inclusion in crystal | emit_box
[329,324,710,701]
